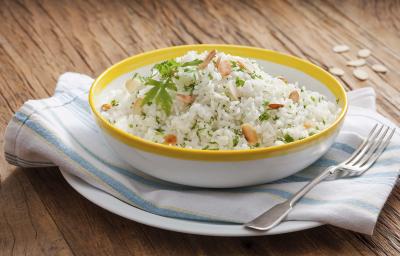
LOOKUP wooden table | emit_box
[1,0,399,255]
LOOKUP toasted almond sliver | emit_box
[125,78,140,93]
[218,60,232,77]
[346,59,366,67]
[304,122,312,129]
[132,98,143,114]
[176,94,195,104]
[101,103,112,111]
[163,134,177,145]
[199,50,217,69]
[332,44,350,53]
[216,56,221,68]
[268,103,284,109]
[371,64,388,73]
[357,49,371,58]
[241,124,258,145]
[353,68,369,81]
[228,83,239,101]
[329,67,345,76]
[289,90,300,103]
[237,61,247,70]
[276,76,288,84]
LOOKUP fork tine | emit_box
[344,124,378,165]
[360,128,395,170]
[354,125,390,166]
[346,124,384,165]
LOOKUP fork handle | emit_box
[244,166,338,231]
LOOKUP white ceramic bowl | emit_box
[89,45,348,188]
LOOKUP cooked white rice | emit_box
[98,50,341,150]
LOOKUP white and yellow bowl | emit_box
[89,45,348,188]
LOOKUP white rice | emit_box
[98,50,341,150]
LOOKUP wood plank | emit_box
[0,0,399,255]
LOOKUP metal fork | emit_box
[244,124,396,231]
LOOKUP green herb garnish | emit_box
[235,77,245,87]
[258,111,270,121]
[142,78,176,115]
[283,134,294,143]
[111,99,119,106]
[233,136,239,147]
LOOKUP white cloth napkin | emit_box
[4,72,399,235]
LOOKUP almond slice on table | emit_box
[329,67,345,76]
[218,60,232,77]
[288,90,300,103]
[176,94,195,104]
[241,123,258,145]
[199,50,217,69]
[163,134,177,145]
[357,49,371,58]
[346,59,366,67]
[101,103,112,111]
[353,68,369,81]
[268,103,284,109]
[371,64,388,73]
[332,44,350,53]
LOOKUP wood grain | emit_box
[0,0,399,255]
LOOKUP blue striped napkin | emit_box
[4,73,399,234]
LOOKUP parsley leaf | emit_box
[110,99,119,106]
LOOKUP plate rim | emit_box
[60,169,323,236]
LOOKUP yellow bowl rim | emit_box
[89,44,348,161]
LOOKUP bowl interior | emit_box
[89,45,347,161]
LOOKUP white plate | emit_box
[61,169,322,236]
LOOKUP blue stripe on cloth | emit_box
[14,111,219,222]
[14,102,400,217]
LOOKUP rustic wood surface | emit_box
[1,0,399,255]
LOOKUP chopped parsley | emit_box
[283,133,295,143]
[233,135,239,147]
[110,99,119,106]
[235,77,245,87]
[258,111,270,121]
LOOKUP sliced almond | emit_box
[163,134,177,145]
[357,49,371,58]
[176,94,195,104]
[332,44,349,53]
[237,61,247,70]
[268,103,284,109]
[288,90,300,103]
[241,124,258,145]
[228,83,239,101]
[125,78,141,93]
[132,98,143,114]
[371,64,388,73]
[346,59,366,67]
[218,60,232,77]
[216,56,221,68]
[199,50,217,69]
[276,76,288,84]
[304,122,312,129]
[101,103,112,111]
[353,68,369,81]
[329,67,344,76]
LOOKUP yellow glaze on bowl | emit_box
[90,45,347,162]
